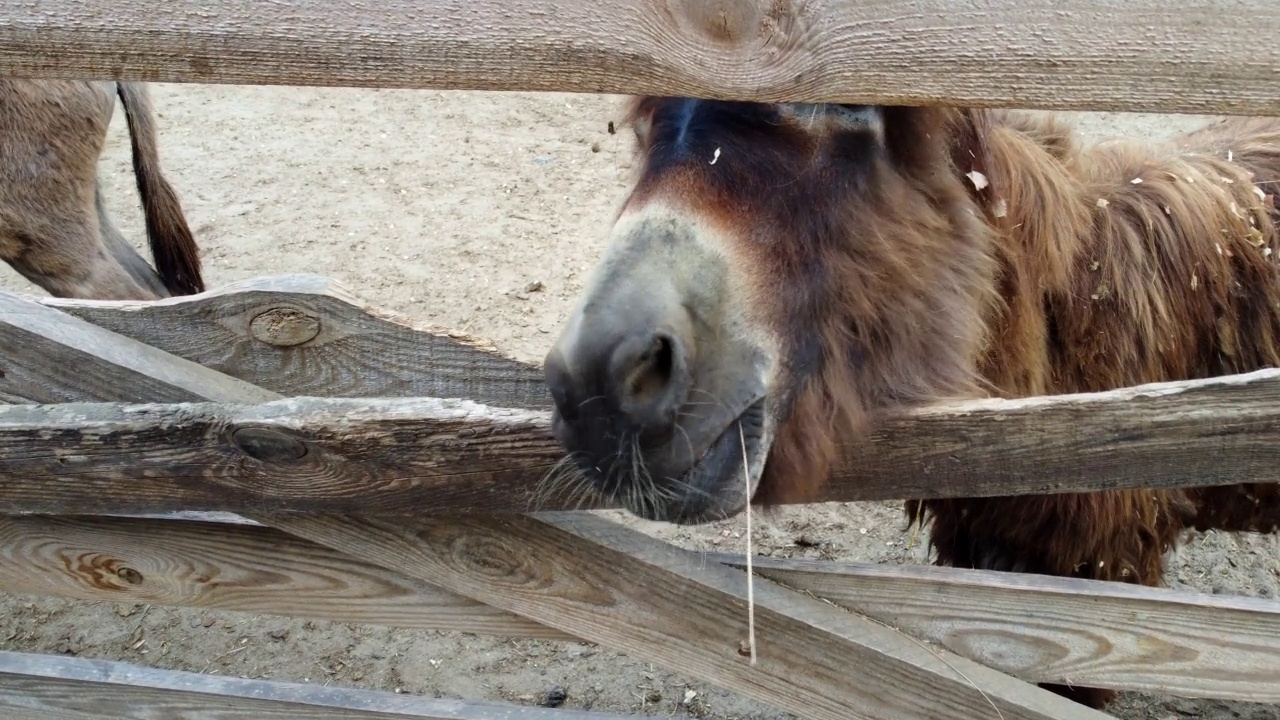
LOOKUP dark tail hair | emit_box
[116,82,204,295]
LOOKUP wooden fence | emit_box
[1,1,1279,718]
[2,276,1278,719]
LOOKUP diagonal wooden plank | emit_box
[0,513,573,641]
[3,368,1280,514]
[708,553,1280,702]
[38,275,550,408]
[0,650,638,719]
[0,290,278,405]
[266,511,1110,720]
[0,0,1278,116]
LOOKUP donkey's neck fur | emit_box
[956,108,1280,399]
[760,104,1280,506]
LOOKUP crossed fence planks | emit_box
[1,275,1278,719]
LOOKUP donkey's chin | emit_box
[622,399,770,525]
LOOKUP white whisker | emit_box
[673,423,697,465]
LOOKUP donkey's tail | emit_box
[116,82,204,295]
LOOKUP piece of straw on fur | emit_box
[965,170,988,191]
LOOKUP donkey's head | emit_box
[544,98,997,523]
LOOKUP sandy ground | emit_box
[2,83,1278,719]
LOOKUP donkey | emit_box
[542,97,1280,708]
[1,79,202,300]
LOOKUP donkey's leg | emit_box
[0,80,162,301]
[0,200,161,301]
[94,177,171,298]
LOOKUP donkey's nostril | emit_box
[625,334,674,401]
[611,331,687,430]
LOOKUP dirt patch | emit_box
[1,84,1277,719]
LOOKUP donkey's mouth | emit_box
[622,397,769,525]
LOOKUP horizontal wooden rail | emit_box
[711,553,1280,702]
[1,369,1279,514]
[0,650,638,719]
[0,0,1277,115]
[1,282,1082,719]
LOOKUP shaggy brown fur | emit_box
[0,79,202,300]
[614,99,1280,709]
[917,110,1280,706]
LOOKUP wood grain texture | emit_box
[842,366,1280,502]
[0,278,1185,715]
[710,553,1280,702]
[10,509,1273,703]
[0,0,1278,115]
[0,291,278,405]
[40,275,550,408]
[266,512,1106,720]
[0,292,569,519]
[0,651,633,719]
[0,396,566,515]
[3,368,1280,514]
[0,514,572,640]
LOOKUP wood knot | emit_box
[71,553,142,591]
[670,0,762,44]
[452,535,542,585]
[117,567,143,585]
[250,307,321,347]
[230,426,309,462]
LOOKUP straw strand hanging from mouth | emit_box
[739,422,757,666]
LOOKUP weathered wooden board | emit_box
[0,285,1249,712]
[36,276,550,408]
[267,512,1106,720]
[0,651,636,719]
[712,553,1280,703]
[0,514,573,640]
[0,0,1278,115]
[5,510,1273,701]
[0,396,568,515]
[3,368,1279,514]
[0,291,277,405]
[0,289,571,515]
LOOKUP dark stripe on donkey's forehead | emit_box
[635,99,883,173]
[643,99,882,137]
[646,99,783,142]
